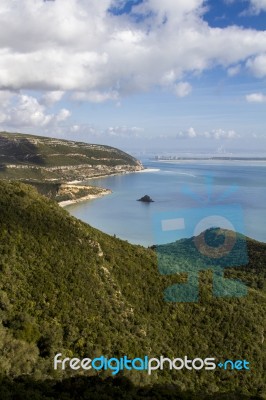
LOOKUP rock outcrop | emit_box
[137,195,154,202]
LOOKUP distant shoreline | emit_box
[153,158,266,162]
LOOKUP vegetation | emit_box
[0,180,265,399]
[0,130,141,203]
[0,376,262,399]
[0,131,142,182]
[22,181,111,203]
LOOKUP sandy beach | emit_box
[58,168,148,207]
[59,189,112,207]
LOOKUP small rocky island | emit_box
[137,195,154,203]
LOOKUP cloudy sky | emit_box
[0,0,266,155]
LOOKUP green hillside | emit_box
[0,131,143,182]
[0,181,265,399]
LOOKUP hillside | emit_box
[0,131,143,182]
[0,181,265,399]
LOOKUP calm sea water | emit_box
[66,160,266,246]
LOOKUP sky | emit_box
[0,0,266,156]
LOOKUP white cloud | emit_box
[105,126,144,138]
[188,127,197,138]
[177,127,240,139]
[40,91,64,106]
[173,82,192,98]
[213,129,239,139]
[227,65,241,77]
[246,92,266,102]
[132,0,206,22]
[56,108,71,122]
[65,124,144,140]
[66,124,144,138]
[0,93,71,128]
[0,0,265,97]
[0,90,14,107]
[246,54,266,78]
[68,124,99,135]
[246,0,266,14]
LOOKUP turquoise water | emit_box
[66,161,266,246]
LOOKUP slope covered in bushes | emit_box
[0,181,265,398]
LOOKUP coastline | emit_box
[59,166,146,207]
[59,161,266,245]
[59,188,112,207]
[74,168,147,183]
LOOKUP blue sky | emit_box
[0,0,266,155]
[204,0,266,29]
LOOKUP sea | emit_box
[65,160,266,247]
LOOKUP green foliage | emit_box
[0,180,265,398]
[0,131,141,182]
[1,375,261,399]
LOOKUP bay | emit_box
[65,160,266,246]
